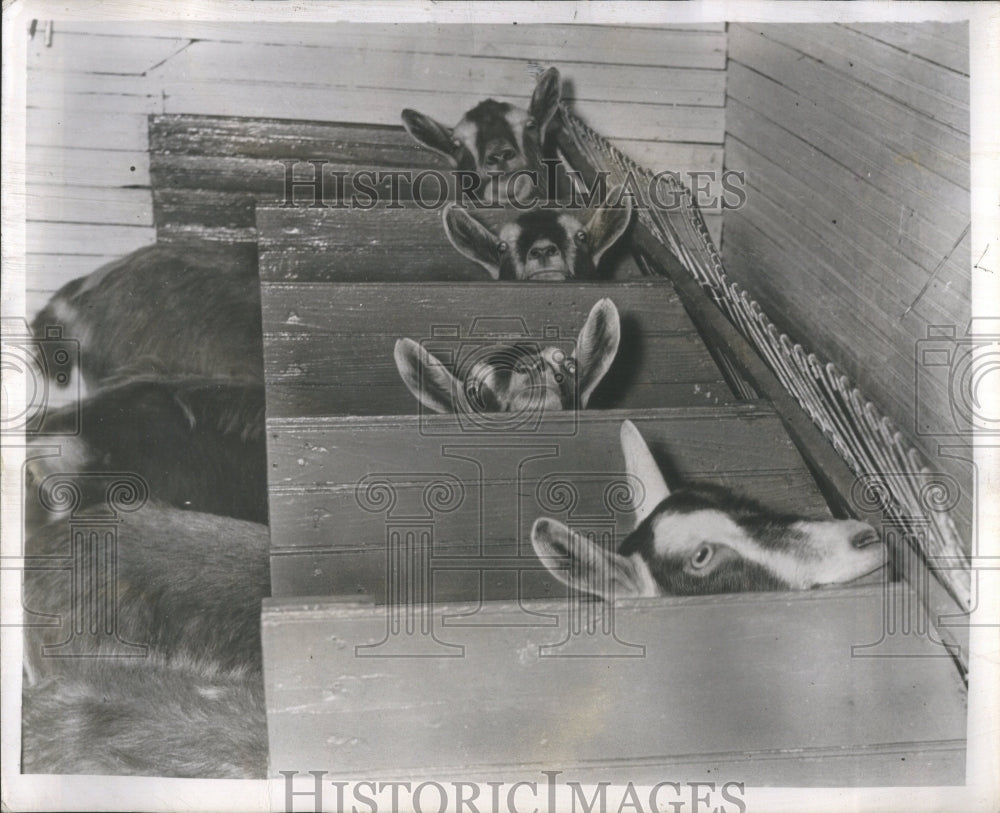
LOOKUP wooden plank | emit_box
[754,24,969,134]
[610,140,722,174]
[28,69,164,115]
[26,222,155,256]
[725,62,969,221]
[262,586,966,784]
[27,185,153,226]
[726,97,969,265]
[26,108,149,152]
[27,30,191,75]
[154,41,727,107]
[723,129,968,324]
[160,84,724,144]
[265,405,833,599]
[54,23,729,69]
[727,27,970,193]
[843,22,969,75]
[149,115,432,163]
[256,205,644,283]
[260,281,732,417]
[27,146,150,188]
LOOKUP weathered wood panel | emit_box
[262,585,966,784]
[26,22,727,316]
[260,282,735,419]
[722,23,972,548]
[265,405,832,600]
[256,203,644,283]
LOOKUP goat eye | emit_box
[497,241,508,254]
[691,545,714,569]
[563,357,576,374]
[575,230,588,244]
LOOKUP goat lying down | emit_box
[394,298,620,414]
[532,421,886,598]
[26,376,267,526]
[21,505,270,778]
[31,243,262,392]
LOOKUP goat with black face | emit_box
[402,67,562,202]
[443,188,633,281]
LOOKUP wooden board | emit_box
[260,282,736,419]
[261,585,966,785]
[265,405,830,600]
[256,203,645,283]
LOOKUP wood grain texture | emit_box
[265,405,830,600]
[27,22,727,316]
[722,23,972,548]
[260,282,735,418]
[261,585,966,784]
[256,203,644,283]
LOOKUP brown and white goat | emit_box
[394,298,619,415]
[402,67,563,202]
[443,189,633,281]
[532,420,886,598]
[26,376,267,526]
[31,243,262,393]
[21,505,270,778]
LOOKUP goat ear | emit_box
[401,109,459,162]
[393,338,460,414]
[531,517,648,600]
[528,67,561,136]
[442,206,502,279]
[573,298,620,407]
[584,186,633,267]
[620,420,670,524]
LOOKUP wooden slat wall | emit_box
[265,405,832,599]
[262,585,966,785]
[26,21,727,318]
[722,23,973,547]
[260,282,735,419]
[256,203,645,282]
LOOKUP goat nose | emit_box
[850,527,881,548]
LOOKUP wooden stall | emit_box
[19,19,973,792]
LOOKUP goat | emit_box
[531,420,886,598]
[26,376,267,526]
[401,67,563,203]
[394,298,620,415]
[30,243,263,392]
[21,505,270,777]
[442,189,632,280]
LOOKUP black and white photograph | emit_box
[1,2,997,812]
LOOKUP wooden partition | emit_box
[149,114,447,247]
[262,584,966,786]
[260,282,736,418]
[256,202,643,283]
[266,405,830,600]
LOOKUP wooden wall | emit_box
[722,23,973,546]
[25,21,727,319]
